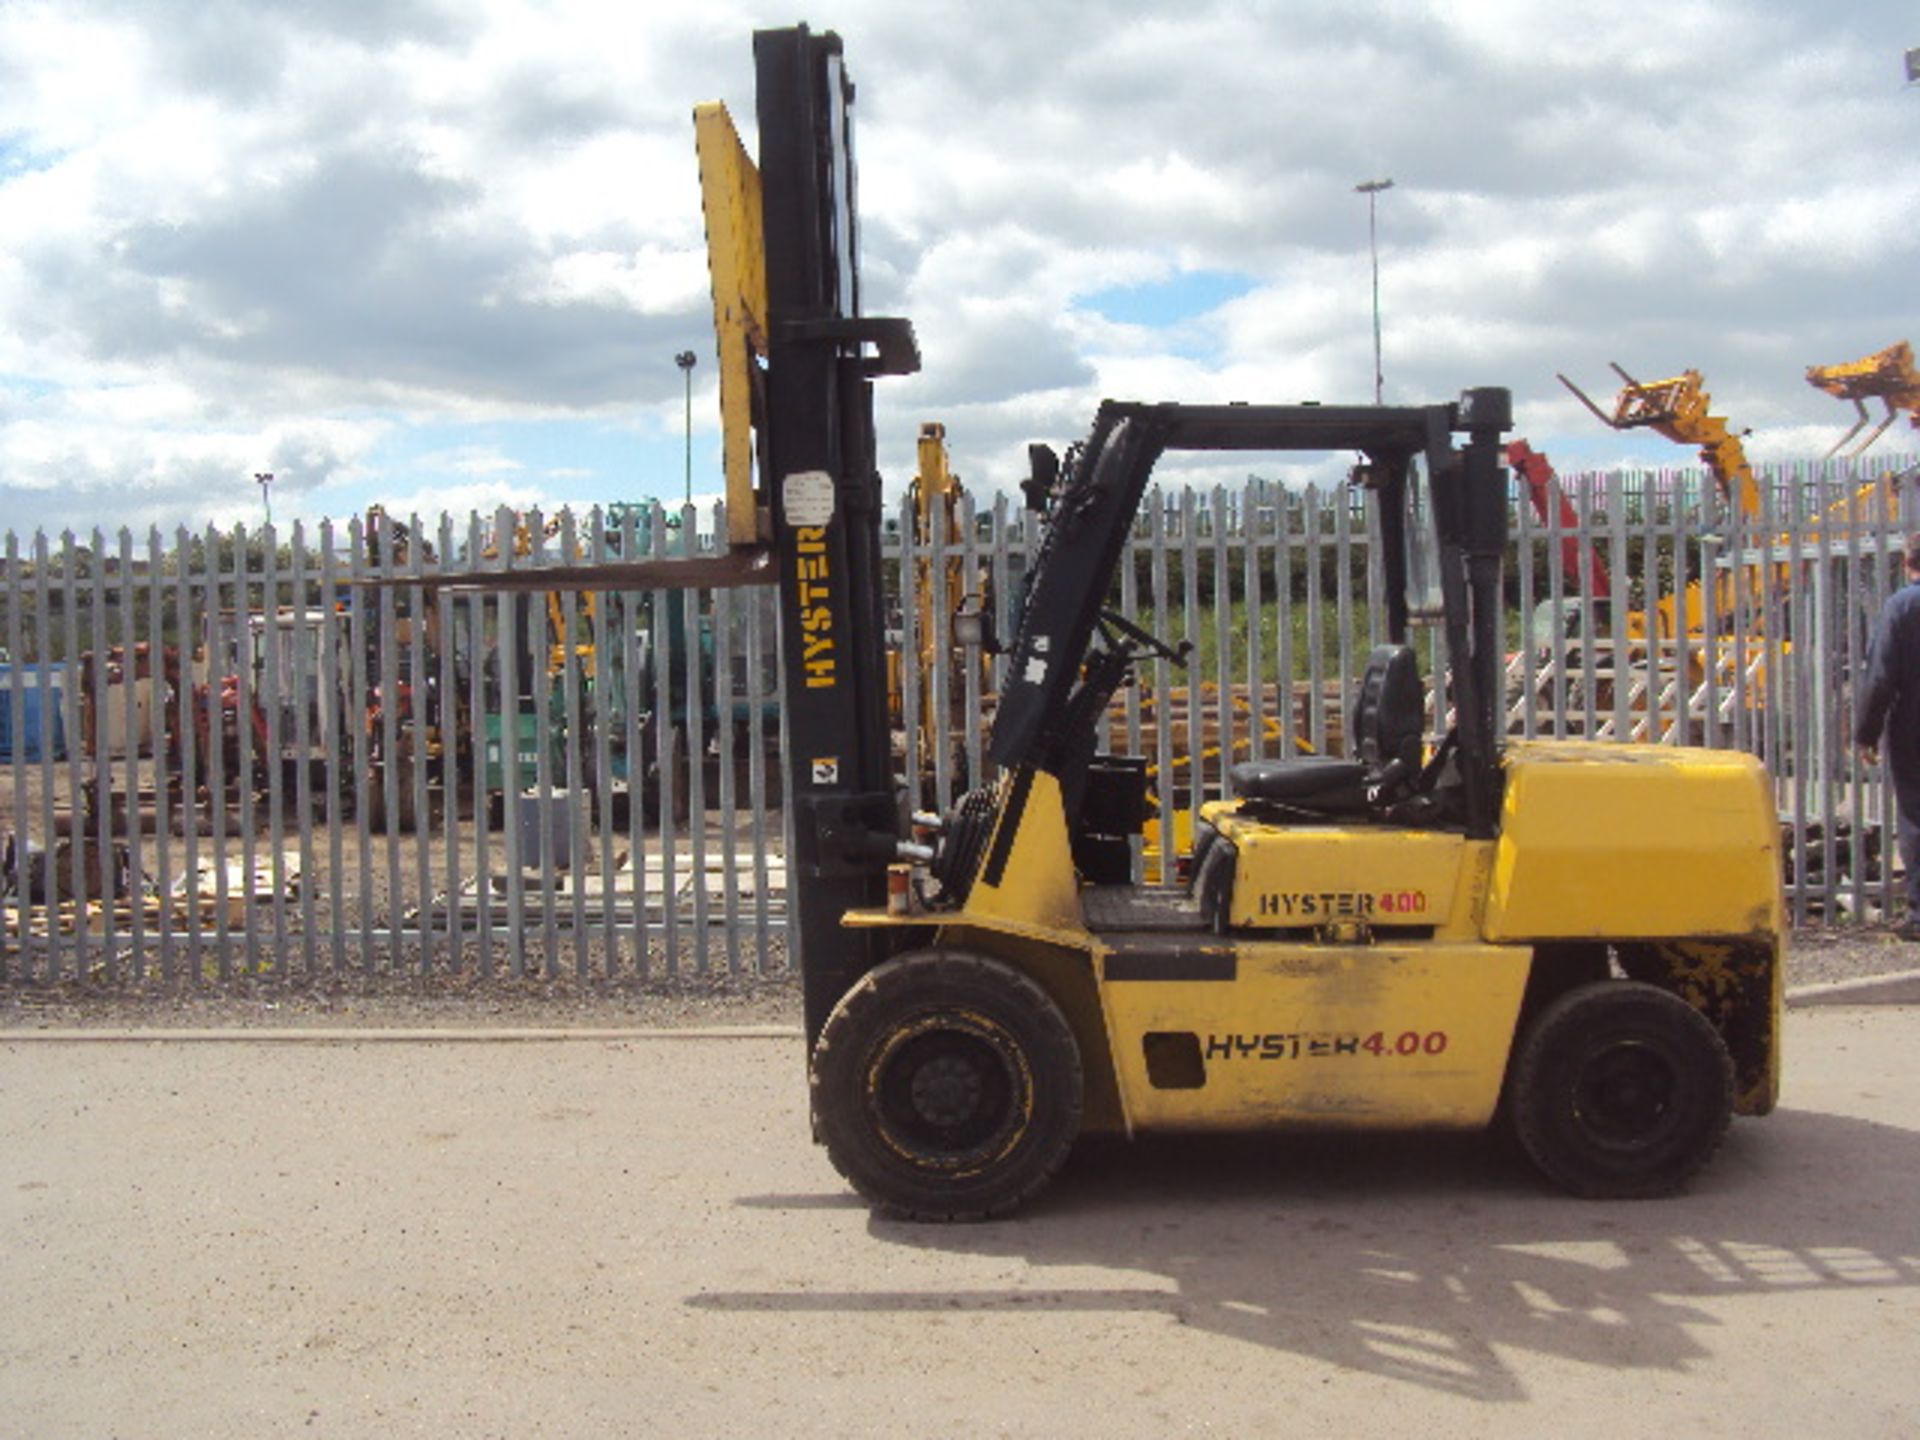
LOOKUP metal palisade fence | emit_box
[1,453,1916,986]
[0,503,786,985]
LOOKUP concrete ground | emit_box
[4,1009,1918,1439]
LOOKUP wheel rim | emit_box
[865,1012,1033,1175]
[1571,1038,1681,1150]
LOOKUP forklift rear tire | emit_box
[1510,980,1734,1199]
[811,950,1083,1222]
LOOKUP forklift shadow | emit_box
[710,1110,1920,1402]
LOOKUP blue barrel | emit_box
[0,665,69,762]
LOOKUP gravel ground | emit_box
[10,1013,1920,1437]
[0,964,805,1030]
[3,925,1914,1031]
[1777,924,1920,987]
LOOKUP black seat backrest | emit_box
[1349,645,1423,773]
[1223,644,1424,822]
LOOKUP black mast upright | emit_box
[753,26,919,1047]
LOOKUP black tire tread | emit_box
[811,950,1083,1222]
[1511,979,1734,1200]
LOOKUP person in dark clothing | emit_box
[1854,532,1920,938]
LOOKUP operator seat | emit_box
[1228,644,1425,818]
[1191,645,1428,930]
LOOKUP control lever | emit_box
[1367,757,1412,794]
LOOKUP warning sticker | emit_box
[784,471,836,529]
[811,757,840,785]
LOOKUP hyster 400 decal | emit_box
[1256,890,1430,919]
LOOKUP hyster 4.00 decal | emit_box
[1205,1031,1452,1060]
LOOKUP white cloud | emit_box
[411,445,524,478]
[0,0,1915,534]
[520,245,709,314]
[0,409,386,535]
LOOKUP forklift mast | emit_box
[748,28,921,1043]
[384,28,912,1014]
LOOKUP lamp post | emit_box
[674,350,697,506]
[254,471,274,527]
[1354,178,1393,404]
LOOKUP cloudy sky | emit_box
[0,0,1915,539]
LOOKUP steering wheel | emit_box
[1098,609,1191,667]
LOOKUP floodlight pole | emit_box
[254,471,274,527]
[675,350,698,506]
[1355,178,1393,404]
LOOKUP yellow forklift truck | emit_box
[706,28,1778,1220]
[424,26,1784,1220]
[819,391,1781,1218]
[840,403,1781,1221]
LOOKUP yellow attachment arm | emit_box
[1805,339,1920,403]
[693,101,769,547]
[1559,365,1760,520]
[1805,341,1920,459]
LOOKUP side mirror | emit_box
[1403,484,1445,625]
[1348,461,1389,490]
[952,602,1000,655]
[1021,444,1059,513]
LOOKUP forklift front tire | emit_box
[1510,980,1734,1199]
[811,950,1083,1222]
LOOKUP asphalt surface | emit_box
[4,1008,1918,1438]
